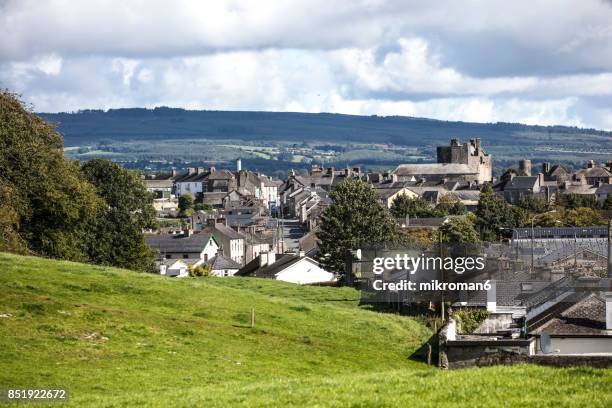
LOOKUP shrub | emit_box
[453,309,489,334]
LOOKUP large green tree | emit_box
[391,195,436,218]
[81,159,157,271]
[0,91,102,259]
[439,215,480,245]
[475,184,525,241]
[317,179,396,274]
[178,193,195,217]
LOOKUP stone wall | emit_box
[439,319,612,369]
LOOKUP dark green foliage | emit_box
[0,91,102,259]
[603,194,612,210]
[178,193,195,217]
[391,194,465,219]
[453,309,490,334]
[193,202,213,212]
[475,184,525,241]
[557,193,601,209]
[317,179,396,274]
[439,216,480,244]
[518,195,550,213]
[435,194,467,216]
[81,159,156,271]
[391,196,437,218]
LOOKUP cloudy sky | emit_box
[1,0,612,129]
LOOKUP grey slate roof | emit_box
[393,163,477,176]
[208,255,241,270]
[538,245,607,264]
[596,184,612,195]
[504,176,538,190]
[237,254,316,278]
[212,223,245,240]
[512,226,608,240]
[145,232,218,253]
[530,293,608,335]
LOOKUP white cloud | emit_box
[0,1,611,129]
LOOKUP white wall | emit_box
[200,238,220,261]
[536,337,612,354]
[176,181,203,196]
[212,268,239,277]
[274,258,334,284]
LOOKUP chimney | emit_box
[298,250,305,258]
[259,252,268,267]
[197,167,205,174]
[344,168,350,176]
[237,158,242,172]
[519,159,532,176]
[187,167,196,175]
[326,167,334,175]
[537,172,544,188]
[587,160,596,169]
[171,169,178,177]
[474,138,481,150]
[542,162,550,174]
[486,280,497,313]
[352,167,361,176]
[208,166,216,173]
[183,228,193,237]
[267,251,276,265]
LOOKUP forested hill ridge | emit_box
[40,108,612,147]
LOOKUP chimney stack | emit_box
[542,162,550,174]
[519,159,532,176]
[187,167,196,175]
[486,280,497,313]
[237,158,242,172]
[259,252,268,267]
[267,251,276,265]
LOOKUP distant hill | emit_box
[40,107,612,148]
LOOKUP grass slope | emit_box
[0,252,610,407]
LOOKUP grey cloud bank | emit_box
[1,0,611,129]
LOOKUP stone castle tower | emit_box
[436,138,493,184]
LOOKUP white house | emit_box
[160,260,190,278]
[145,230,220,262]
[208,255,242,277]
[174,167,208,197]
[237,252,335,284]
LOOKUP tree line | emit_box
[0,92,156,271]
[317,178,610,276]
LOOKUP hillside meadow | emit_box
[0,252,610,407]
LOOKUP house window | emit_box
[183,254,189,259]
[165,254,172,259]
[204,254,208,261]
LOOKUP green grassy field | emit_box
[0,252,610,407]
